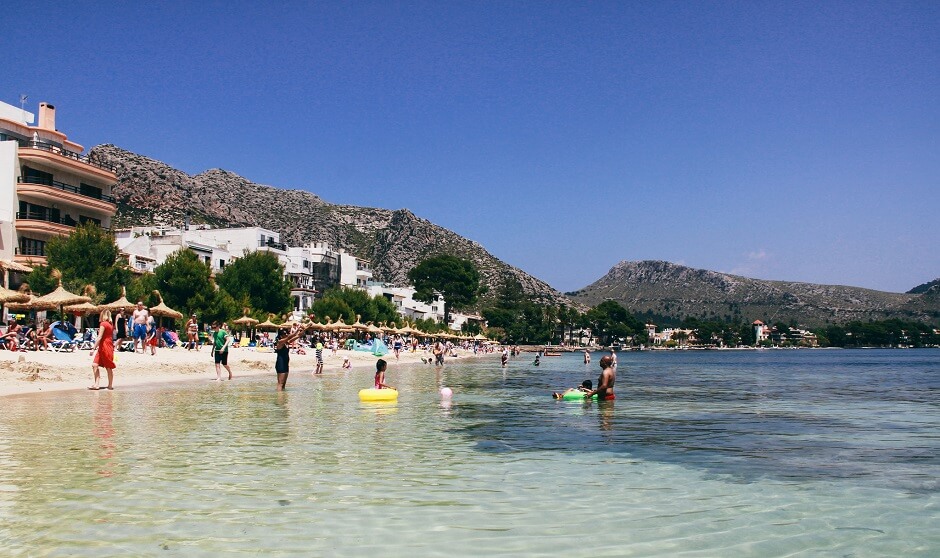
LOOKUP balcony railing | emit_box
[15,212,109,231]
[259,239,288,251]
[17,176,116,204]
[17,140,117,173]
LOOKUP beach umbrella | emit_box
[64,301,99,315]
[5,295,39,313]
[148,290,183,320]
[28,270,91,314]
[233,315,259,327]
[352,315,369,331]
[366,322,382,335]
[473,334,489,341]
[0,285,30,304]
[256,314,280,330]
[102,285,137,312]
[381,322,397,333]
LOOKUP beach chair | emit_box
[17,327,34,351]
[237,337,251,348]
[50,327,76,352]
[76,330,96,351]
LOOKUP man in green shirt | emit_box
[211,322,233,381]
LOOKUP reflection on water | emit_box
[0,349,937,556]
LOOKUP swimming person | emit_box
[275,325,304,391]
[583,355,616,400]
[533,352,541,366]
[553,379,593,399]
[583,349,591,364]
[89,309,116,390]
[374,358,394,390]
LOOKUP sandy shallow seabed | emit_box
[0,344,484,398]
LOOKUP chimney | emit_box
[38,102,56,130]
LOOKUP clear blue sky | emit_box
[5,1,938,293]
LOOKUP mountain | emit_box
[908,278,940,295]
[569,260,940,327]
[89,144,568,306]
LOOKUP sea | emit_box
[0,348,937,556]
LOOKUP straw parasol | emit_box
[233,315,259,327]
[366,322,382,335]
[64,286,101,316]
[149,290,183,320]
[473,333,489,341]
[102,285,137,312]
[352,314,369,331]
[4,286,38,313]
[381,322,397,334]
[30,270,91,311]
[0,284,30,304]
[256,314,280,330]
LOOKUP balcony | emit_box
[17,177,117,216]
[17,140,117,180]
[15,212,109,235]
[259,239,288,251]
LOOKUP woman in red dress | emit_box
[90,309,116,390]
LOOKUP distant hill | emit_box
[89,144,568,306]
[908,278,940,295]
[569,260,940,327]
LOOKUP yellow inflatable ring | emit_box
[359,388,398,402]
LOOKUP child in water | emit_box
[552,380,592,400]
[374,359,394,390]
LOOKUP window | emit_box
[18,237,45,257]
[22,166,53,186]
[80,183,103,199]
[219,259,226,268]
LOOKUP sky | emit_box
[5,1,938,293]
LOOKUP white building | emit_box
[117,225,377,314]
[366,282,445,323]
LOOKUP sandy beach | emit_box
[0,344,475,398]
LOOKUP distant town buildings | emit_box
[115,223,482,330]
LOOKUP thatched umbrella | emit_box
[233,315,259,327]
[473,333,489,341]
[64,301,99,315]
[31,270,91,311]
[381,322,397,334]
[352,314,369,331]
[149,290,183,320]
[102,285,137,312]
[0,284,30,304]
[256,315,280,330]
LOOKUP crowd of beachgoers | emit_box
[0,307,502,397]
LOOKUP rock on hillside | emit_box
[570,260,940,327]
[91,144,567,306]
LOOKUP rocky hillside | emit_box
[90,144,567,306]
[570,260,940,327]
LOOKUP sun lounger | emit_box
[50,327,76,352]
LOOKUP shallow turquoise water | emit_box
[1,349,938,556]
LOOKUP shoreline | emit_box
[0,345,488,399]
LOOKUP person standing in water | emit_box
[275,324,304,391]
[89,309,116,390]
[211,322,233,381]
[583,355,616,401]
[584,349,591,364]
